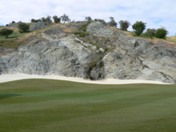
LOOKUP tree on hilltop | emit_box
[53,16,61,23]
[41,16,52,25]
[108,17,117,27]
[60,14,70,23]
[155,27,168,39]
[132,21,146,36]
[119,20,130,31]
[145,28,156,38]
[85,16,92,22]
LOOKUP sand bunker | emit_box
[0,73,170,85]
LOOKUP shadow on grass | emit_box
[0,94,21,100]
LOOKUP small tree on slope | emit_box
[132,21,146,36]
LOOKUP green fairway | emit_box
[0,79,176,132]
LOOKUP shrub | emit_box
[45,16,52,24]
[119,20,130,31]
[18,22,29,33]
[94,19,107,25]
[108,17,117,27]
[31,19,36,23]
[132,21,146,36]
[145,28,156,38]
[53,16,61,23]
[155,27,168,39]
[74,31,89,37]
[41,16,52,25]
[0,28,13,38]
[31,19,41,23]
[85,17,92,22]
[11,21,16,24]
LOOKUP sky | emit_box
[0,0,176,36]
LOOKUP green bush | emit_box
[41,16,52,25]
[119,20,130,31]
[18,22,29,33]
[74,32,89,37]
[108,17,117,27]
[145,28,156,38]
[85,17,92,22]
[0,28,13,38]
[132,21,146,36]
[155,27,168,39]
[53,16,61,23]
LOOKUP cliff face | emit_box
[0,22,176,83]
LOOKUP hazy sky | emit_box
[0,0,175,35]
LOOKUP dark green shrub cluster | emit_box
[155,28,168,39]
[30,14,71,24]
[53,16,61,23]
[85,17,92,22]
[0,28,13,38]
[18,22,29,33]
[132,21,146,36]
[143,28,168,39]
[41,16,52,25]
[74,31,89,37]
[31,19,41,23]
[119,20,130,31]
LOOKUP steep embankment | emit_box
[0,22,176,83]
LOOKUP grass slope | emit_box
[0,29,28,48]
[0,79,176,132]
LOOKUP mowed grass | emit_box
[0,80,176,132]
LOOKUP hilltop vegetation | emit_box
[0,14,174,49]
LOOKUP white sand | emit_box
[0,73,171,85]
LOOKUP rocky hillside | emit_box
[0,21,176,83]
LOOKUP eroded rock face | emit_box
[0,22,176,83]
[103,37,176,83]
[0,34,105,79]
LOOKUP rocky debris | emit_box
[0,21,176,83]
